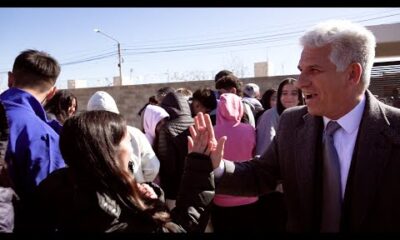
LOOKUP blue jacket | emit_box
[0,88,65,199]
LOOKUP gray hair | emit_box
[300,19,376,91]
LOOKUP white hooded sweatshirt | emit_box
[87,91,160,183]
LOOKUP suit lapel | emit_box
[344,91,392,230]
[295,112,323,226]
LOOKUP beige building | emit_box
[67,79,87,89]
[254,61,273,77]
[367,22,400,58]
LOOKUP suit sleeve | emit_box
[217,133,281,197]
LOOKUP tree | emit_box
[222,53,250,78]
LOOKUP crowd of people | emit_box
[0,19,400,233]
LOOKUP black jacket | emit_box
[30,152,213,233]
[157,92,194,200]
[0,101,16,233]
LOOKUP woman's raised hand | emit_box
[188,112,226,169]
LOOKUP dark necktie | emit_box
[321,121,342,232]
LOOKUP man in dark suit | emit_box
[187,19,400,232]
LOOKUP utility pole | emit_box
[117,42,122,83]
[94,28,123,83]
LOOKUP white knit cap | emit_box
[87,91,120,114]
[243,83,260,98]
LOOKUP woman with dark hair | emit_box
[44,89,77,124]
[32,110,214,233]
[261,89,277,110]
[254,78,303,231]
[256,78,303,156]
[255,88,277,122]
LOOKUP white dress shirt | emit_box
[323,95,365,199]
[214,95,366,200]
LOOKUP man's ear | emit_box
[348,62,362,86]
[46,86,57,101]
[230,87,237,94]
[7,71,14,88]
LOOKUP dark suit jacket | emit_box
[217,90,400,232]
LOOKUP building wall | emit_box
[67,74,298,128]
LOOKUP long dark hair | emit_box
[60,110,170,225]
[260,88,277,110]
[44,89,77,124]
[276,78,304,115]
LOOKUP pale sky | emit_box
[0,8,399,90]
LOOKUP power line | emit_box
[120,11,400,56]
[0,10,399,73]
[358,12,400,23]
[53,11,400,67]
[123,9,400,48]
[61,51,117,66]
[59,46,116,62]
[123,31,303,52]
[122,9,400,48]
[58,30,302,66]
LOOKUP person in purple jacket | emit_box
[0,49,65,231]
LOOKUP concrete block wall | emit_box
[67,74,299,128]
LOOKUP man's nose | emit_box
[296,73,308,89]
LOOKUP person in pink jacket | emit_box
[212,93,258,232]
